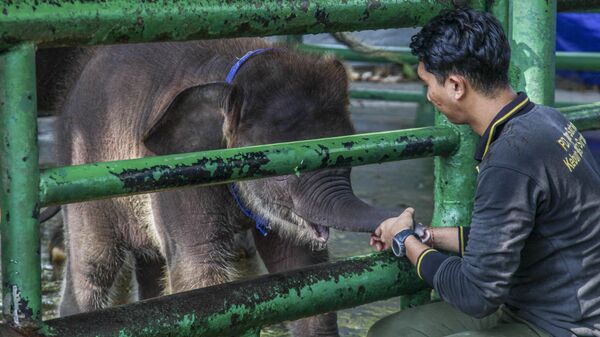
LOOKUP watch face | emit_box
[392,229,417,257]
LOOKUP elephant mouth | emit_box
[307,222,330,243]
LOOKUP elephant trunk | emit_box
[290,168,399,233]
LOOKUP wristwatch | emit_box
[392,229,420,257]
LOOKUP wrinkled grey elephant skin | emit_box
[39,38,397,337]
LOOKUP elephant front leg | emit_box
[162,228,239,293]
[150,189,241,293]
[253,230,340,337]
[59,203,126,316]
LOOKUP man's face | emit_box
[417,62,465,124]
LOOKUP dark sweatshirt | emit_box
[418,93,600,337]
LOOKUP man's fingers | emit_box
[369,235,385,251]
[402,207,415,217]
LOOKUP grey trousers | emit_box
[367,302,551,337]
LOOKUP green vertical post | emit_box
[509,0,556,105]
[411,0,487,307]
[429,0,484,229]
[0,43,41,327]
[431,118,478,228]
[403,87,437,309]
[489,0,509,34]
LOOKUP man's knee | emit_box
[368,311,437,337]
[368,302,464,337]
[367,301,502,337]
[445,323,547,337]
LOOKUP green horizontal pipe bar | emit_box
[34,252,426,337]
[39,127,459,206]
[301,44,600,72]
[349,89,426,102]
[556,51,600,72]
[554,101,599,108]
[298,43,418,64]
[559,102,600,131]
[558,0,600,12]
[0,0,463,51]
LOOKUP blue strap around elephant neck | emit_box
[225,48,275,84]
[226,48,276,236]
[228,183,271,236]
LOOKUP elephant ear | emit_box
[143,82,243,155]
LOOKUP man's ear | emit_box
[143,82,242,155]
[446,75,467,100]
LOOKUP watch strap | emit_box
[392,229,419,257]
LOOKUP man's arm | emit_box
[372,223,469,255]
[422,226,470,255]
[434,166,543,317]
[372,166,544,318]
[370,212,464,285]
[370,217,469,256]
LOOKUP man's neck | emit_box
[466,88,517,136]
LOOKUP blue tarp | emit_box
[557,13,600,85]
[559,13,600,161]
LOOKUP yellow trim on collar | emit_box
[416,248,438,280]
[482,97,530,159]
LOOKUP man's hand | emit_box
[370,208,415,251]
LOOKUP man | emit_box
[368,8,600,337]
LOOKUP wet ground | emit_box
[2,81,600,336]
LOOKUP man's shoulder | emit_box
[481,105,567,169]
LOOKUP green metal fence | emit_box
[1,0,599,336]
[298,45,600,72]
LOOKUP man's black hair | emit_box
[410,8,511,96]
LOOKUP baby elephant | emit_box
[43,38,395,336]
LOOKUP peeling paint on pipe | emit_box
[39,127,459,206]
[33,253,426,337]
[0,0,461,51]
